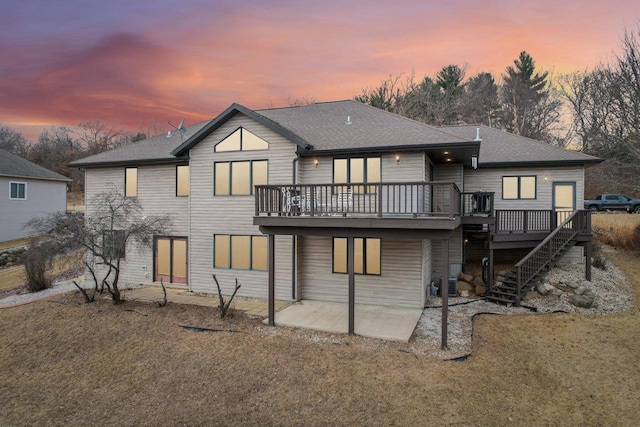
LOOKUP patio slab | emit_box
[271,300,422,342]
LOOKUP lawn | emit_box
[1,250,639,425]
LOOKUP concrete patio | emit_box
[270,300,423,342]
[124,286,422,341]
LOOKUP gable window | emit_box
[215,127,269,152]
[333,237,381,275]
[9,182,26,200]
[502,176,536,200]
[176,165,189,196]
[333,157,381,193]
[214,160,268,195]
[103,230,126,260]
[213,234,268,270]
[125,167,138,197]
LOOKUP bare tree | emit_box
[286,95,317,107]
[355,74,407,112]
[0,125,30,157]
[27,189,172,304]
[76,120,127,155]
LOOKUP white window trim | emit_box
[9,181,27,200]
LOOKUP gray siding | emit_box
[188,113,296,299]
[433,163,463,188]
[431,228,463,282]
[421,239,432,306]
[463,165,585,211]
[298,236,423,308]
[1,177,67,242]
[83,164,189,287]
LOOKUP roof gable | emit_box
[171,103,311,157]
[0,149,71,182]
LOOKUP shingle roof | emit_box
[69,121,209,168]
[256,100,469,153]
[0,149,72,182]
[437,124,602,166]
[69,102,601,168]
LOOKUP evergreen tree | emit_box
[500,51,560,139]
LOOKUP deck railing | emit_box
[255,182,462,218]
[494,209,555,233]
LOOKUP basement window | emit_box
[333,237,381,275]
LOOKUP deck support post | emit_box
[268,234,275,326]
[348,236,355,335]
[441,238,449,350]
[585,241,592,281]
[488,248,494,294]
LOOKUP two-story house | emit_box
[70,100,600,334]
[1,149,71,242]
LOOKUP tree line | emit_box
[355,23,640,196]
[0,121,149,191]
[1,23,638,197]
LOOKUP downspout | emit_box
[187,155,192,293]
[291,156,299,300]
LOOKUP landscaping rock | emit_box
[570,294,595,308]
[566,281,581,290]
[458,290,470,298]
[457,281,473,292]
[549,289,563,298]
[554,282,573,292]
[458,272,474,283]
[536,282,555,296]
[473,276,485,287]
[475,284,487,295]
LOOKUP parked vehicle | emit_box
[583,194,640,213]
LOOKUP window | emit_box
[502,176,536,200]
[9,182,26,200]
[176,165,189,196]
[125,168,138,197]
[215,127,268,152]
[333,157,381,193]
[333,237,381,275]
[214,160,268,195]
[213,235,268,270]
[103,230,126,260]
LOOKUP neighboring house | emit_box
[70,100,600,332]
[0,149,71,242]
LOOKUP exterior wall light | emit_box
[395,154,401,164]
[471,154,478,169]
[314,158,319,168]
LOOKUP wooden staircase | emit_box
[487,210,590,306]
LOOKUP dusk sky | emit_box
[1,0,638,140]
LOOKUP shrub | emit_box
[591,240,607,270]
[23,242,54,292]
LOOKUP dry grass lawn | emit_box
[592,212,640,251]
[1,251,639,425]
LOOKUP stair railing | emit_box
[514,210,590,304]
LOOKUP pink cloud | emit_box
[0,0,637,141]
